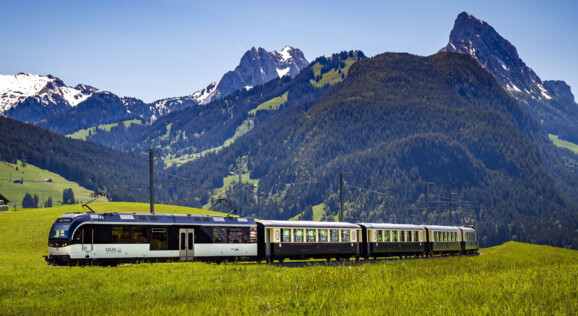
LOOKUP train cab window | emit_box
[213,227,227,243]
[281,229,291,242]
[294,229,304,242]
[306,229,316,242]
[341,230,350,242]
[150,228,167,250]
[386,230,391,242]
[112,226,131,243]
[132,226,148,243]
[318,229,328,242]
[330,229,339,242]
[392,230,398,242]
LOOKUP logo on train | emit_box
[105,247,122,253]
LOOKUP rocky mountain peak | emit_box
[440,12,547,99]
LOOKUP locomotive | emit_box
[45,211,478,266]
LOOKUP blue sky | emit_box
[1,0,576,103]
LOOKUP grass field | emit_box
[549,134,578,154]
[67,119,143,140]
[0,203,576,314]
[0,160,96,209]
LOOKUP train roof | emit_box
[423,225,462,231]
[256,220,360,229]
[56,212,256,226]
[357,223,426,230]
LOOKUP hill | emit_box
[0,204,575,315]
[0,116,165,203]
[0,160,95,208]
[168,52,578,249]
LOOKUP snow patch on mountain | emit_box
[0,73,98,114]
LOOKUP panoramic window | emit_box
[392,230,398,242]
[213,227,227,243]
[150,227,167,250]
[132,226,148,243]
[112,226,131,243]
[229,228,243,243]
[386,230,391,242]
[401,231,406,242]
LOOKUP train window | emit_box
[229,228,243,243]
[341,230,350,242]
[352,230,356,241]
[419,231,423,242]
[132,226,148,243]
[213,227,227,243]
[250,226,257,243]
[434,231,439,242]
[150,228,167,250]
[330,229,339,242]
[400,231,405,242]
[282,229,291,242]
[413,231,418,242]
[306,229,316,242]
[378,230,383,242]
[318,229,328,242]
[294,229,303,242]
[372,230,378,242]
[385,230,391,242]
[392,230,398,242]
[112,226,131,243]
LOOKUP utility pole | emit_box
[449,192,457,226]
[424,182,434,224]
[149,149,154,214]
[339,172,344,222]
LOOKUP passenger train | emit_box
[45,211,478,266]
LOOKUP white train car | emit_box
[45,212,257,265]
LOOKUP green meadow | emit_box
[0,160,95,208]
[0,203,576,315]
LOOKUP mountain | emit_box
[165,52,577,249]
[0,116,167,203]
[0,73,99,122]
[150,46,309,115]
[85,51,364,163]
[440,12,578,143]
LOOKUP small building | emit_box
[43,178,53,183]
[0,193,10,211]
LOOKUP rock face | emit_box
[440,12,578,142]
[440,12,548,99]
[150,46,309,116]
[0,73,99,122]
[544,80,575,104]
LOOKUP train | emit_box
[45,211,478,266]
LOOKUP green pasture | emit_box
[0,203,576,315]
[549,134,578,154]
[68,119,142,140]
[310,58,357,88]
[0,160,95,209]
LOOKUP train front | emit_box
[45,213,85,265]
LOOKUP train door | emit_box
[80,227,93,259]
[179,228,194,261]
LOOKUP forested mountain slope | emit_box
[167,52,577,249]
[0,117,165,203]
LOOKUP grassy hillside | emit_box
[68,119,142,140]
[549,134,578,154]
[0,204,575,314]
[0,160,95,209]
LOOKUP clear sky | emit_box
[1,0,576,103]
